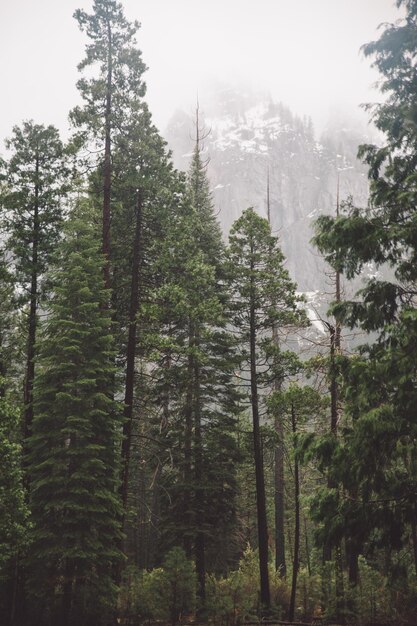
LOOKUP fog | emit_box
[0,0,403,146]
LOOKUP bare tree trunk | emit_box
[249,268,270,611]
[411,506,417,578]
[24,155,39,460]
[61,560,74,626]
[102,18,113,291]
[273,323,286,577]
[288,401,300,622]
[267,174,286,578]
[335,544,345,619]
[183,324,194,560]
[194,333,206,604]
[304,516,311,576]
[121,191,143,514]
[148,352,171,568]
[347,539,359,586]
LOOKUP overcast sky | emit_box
[0,0,403,148]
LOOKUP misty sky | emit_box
[0,0,403,148]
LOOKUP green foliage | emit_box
[28,214,122,625]
[227,208,307,388]
[0,121,68,295]
[71,0,147,147]
[120,548,196,625]
[206,546,292,624]
[157,547,197,625]
[295,568,322,622]
[312,0,417,594]
[0,394,28,571]
[0,250,20,394]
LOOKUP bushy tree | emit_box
[0,393,29,625]
[28,214,122,626]
[0,121,69,449]
[313,0,417,596]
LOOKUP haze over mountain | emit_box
[165,86,371,294]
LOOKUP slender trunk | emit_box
[183,322,194,560]
[323,321,339,564]
[0,336,6,397]
[121,191,143,513]
[148,352,171,568]
[7,555,19,626]
[273,325,286,577]
[335,544,345,619]
[412,506,417,578]
[62,432,77,626]
[24,155,39,453]
[348,539,359,586]
[249,266,270,610]
[102,18,113,290]
[267,180,286,578]
[288,401,300,623]
[323,261,341,565]
[194,332,206,603]
[304,516,311,576]
[61,559,73,626]
[148,462,162,568]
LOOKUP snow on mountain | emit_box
[164,88,370,294]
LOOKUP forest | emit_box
[1,0,417,625]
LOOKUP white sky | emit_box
[0,0,403,147]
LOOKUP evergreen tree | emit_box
[0,393,28,625]
[28,214,122,626]
[313,0,417,589]
[71,0,147,289]
[226,208,304,610]
[109,103,177,521]
[270,384,323,622]
[149,189,241,593]
[0,121,68,454]
[0,249,19,398]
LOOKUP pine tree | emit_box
[313,0,417,587]
[109,103,177,521]
[0,121,68,456]
[71,0,147,289]
[270,385,323,622]
[28,214,122,626]
[0,248,19,398]
[227,208,304,610]
[0,394,28,625]
[150,191,241,594]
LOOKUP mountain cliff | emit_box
[164,88,371,295]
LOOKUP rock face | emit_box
[164,87,370,293]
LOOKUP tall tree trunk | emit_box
[183,323,194,560]
[288,401,300,623]
[249,267,271,610]
[267,174,286,578]
[0,334,6,398]
[335,544,345,619]
[347,539,359,586]
[304,516,311,576]
[411,505,417,578]
[24,156,39,451]
[61,559,74,626]
[148,351,172,568]
[121,191,143,514]
[273,326,286,577]
[194,333,206,604]
[102,18,113,291]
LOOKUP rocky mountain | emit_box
[164,87,371,295]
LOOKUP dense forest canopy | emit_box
[1,1,417,625]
